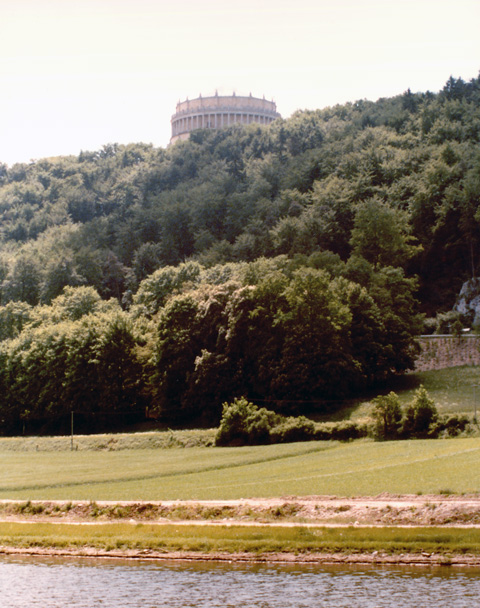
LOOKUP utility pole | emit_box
[474,387,478,425]
[71,411,74,451]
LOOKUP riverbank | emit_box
[2,543,480,567]
[2,494,480,526]
[1,495,480,566]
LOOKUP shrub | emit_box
[215,398,383,447]
[216,398,320,446]
[372,392,403,440]
[402,386,438,438]
[215,397,279,446]
[451,318,464,337]
[313,421,368,441]
[423,317,437,335]
[269,416,315,443]
[434,413,472,437]
[369,387,444,441]
[434,310,464,335]
[328,421,368,441]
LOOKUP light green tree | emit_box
[372,392,403,440]
[350,197,421,268]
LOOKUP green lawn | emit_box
[399,366,480,414]
[1,437,480,500]
[341,365,480,421]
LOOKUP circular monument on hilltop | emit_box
[170,92,281,144]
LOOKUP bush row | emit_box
[216,392,475,447]
[371,386,474,440]
[215,397,368,446]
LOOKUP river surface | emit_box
[1,555,480,607]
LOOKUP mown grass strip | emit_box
[1,522,480,556]
[2,438,480,500]
[0,442,330,494]
[0,429,217,453]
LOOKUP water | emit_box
[1,555,480,607]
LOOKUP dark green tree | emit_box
[402,386,438,438]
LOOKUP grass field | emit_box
[1,521,479,557]
[399,366,480,414]
[338,365,480,421]
[1,367,479,501]
[0,429,216,452]
[1,437,480,500]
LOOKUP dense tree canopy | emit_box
[0,74,478,432]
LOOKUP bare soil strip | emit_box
[1,494,480,527]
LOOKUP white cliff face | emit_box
[455,278,480,326]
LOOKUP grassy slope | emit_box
[1,438,480,500]
[399,366,480,413]
[337,365,480,422]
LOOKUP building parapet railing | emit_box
[419,333,477,338]
[171,106,281,120]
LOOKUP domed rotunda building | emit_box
[170,92,281,144]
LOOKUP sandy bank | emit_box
[1,494,480,527]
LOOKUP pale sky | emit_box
[0,0,478,166]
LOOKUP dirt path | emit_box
[1,494,480,527]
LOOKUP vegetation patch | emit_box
[0,429,216,452]
[1,522,480,558]
[216,390,476,447]
[216,398,369,446]
[390,366,480,417]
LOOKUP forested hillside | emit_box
[0,74,478,434]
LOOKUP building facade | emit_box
[170,92,281,144]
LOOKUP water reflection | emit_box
[1,555,480,607]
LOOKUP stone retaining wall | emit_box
[415,335,480,372]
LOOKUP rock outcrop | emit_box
[455,278,480,326]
